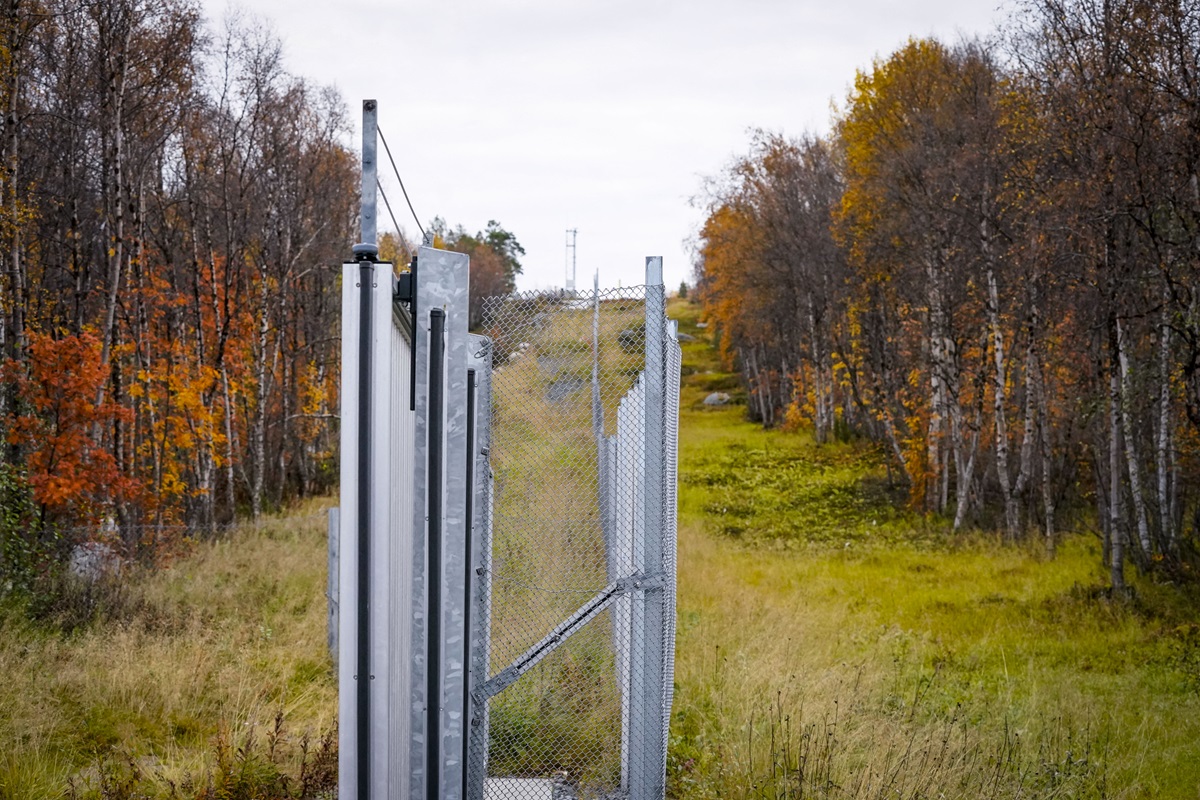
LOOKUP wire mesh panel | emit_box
[474,271,679,800]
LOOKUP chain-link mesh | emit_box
[475,287,676,800]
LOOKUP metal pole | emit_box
[356,258,374,800]
[463,368,476,783]
[350,103,380,796]
[361,99,378,248]
[466,337,494,800]
[427,308,447,800]
[632,256,666,799]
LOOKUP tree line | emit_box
[0,1,526,583]
[0,0,360,555]
[694,0,1200,589]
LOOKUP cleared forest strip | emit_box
[668,296,1200,799]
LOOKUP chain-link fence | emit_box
[473,278,679,800]
[337,251,678,800]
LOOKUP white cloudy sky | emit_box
[202,0,1008,291]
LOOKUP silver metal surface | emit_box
[340,248,473,800]
[361,100,378,246]
[339,255,677,800]
[380,271,416,798]
[468,335,496,800]
[631,257,667,800]
[338,263,362,800]
[417,245,472,800]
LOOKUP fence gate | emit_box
[339,252,680,800]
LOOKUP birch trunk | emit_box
[250,268,271,518]
[222,367,237,521]
[952,397,982,531]
[810,305,827,442]
[761,346,775,426]
[3,16,25,359]
[1010,336,1037,534]
[96,14,133,411]
[942,326,964,516]
[276,355,290,510]
[1116,318,1152,557]
[1109,358,1126,593]
[1035,356,1056,554]
[987,268,1018,538]
[927,257,946,514]
[953,328,988,531]
[1156,296,1173,552]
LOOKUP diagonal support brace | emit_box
[477,572,663,702]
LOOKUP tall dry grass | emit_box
[0,500,336,799]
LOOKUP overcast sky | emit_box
[202,0,1008,291]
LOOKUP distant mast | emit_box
[566,228,578,293]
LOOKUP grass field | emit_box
[2,296,1199,799]
[668,297,1200,798]
[0,505,337,799]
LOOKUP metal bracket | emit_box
[395,271,413,304]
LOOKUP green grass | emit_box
[3,297,1199,799]
[668,296,1200,798]
[0,502,337,799]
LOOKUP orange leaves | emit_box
[4,332,139,521]
[696,202,762,369]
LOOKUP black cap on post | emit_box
[352,242,379,262]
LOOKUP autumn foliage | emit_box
[0,3,356,554]
[695,3,1200,587]
[4,333,137,522]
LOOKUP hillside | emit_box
[3,297,1200,799]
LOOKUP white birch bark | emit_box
[809,306,827,442]
[954,328,989,531]
[1011,337,1037,535]
[952,388,982,532]
[1116,318,1152,557]
[987,268,1018,538]
[1109,359,1126,592]
[927,257,946,513]
[96,12,133,410]
[1156,295,1173,551]
[250,267,272,518]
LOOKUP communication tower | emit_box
[565,228,578,293]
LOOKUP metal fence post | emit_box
[466,335,494,800]
[410,246,472,800]
[630,256,667,799]
[663,319,681,767]
[616,381,643,792]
